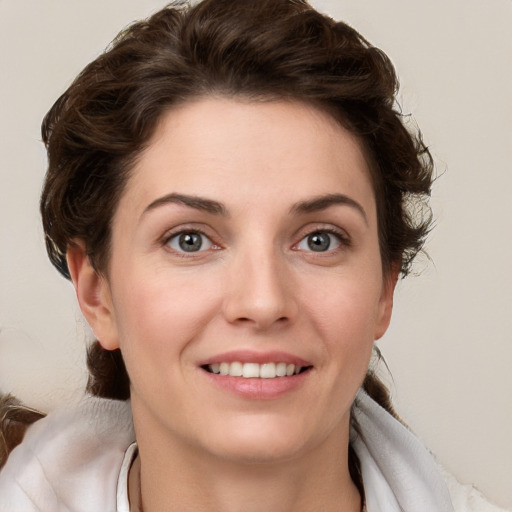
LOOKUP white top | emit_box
[0,391,506,512]
[116,442,138,512]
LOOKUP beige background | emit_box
[1,0,511,508]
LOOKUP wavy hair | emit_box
[2,1,433,487]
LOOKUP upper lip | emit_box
[198,350,312,367]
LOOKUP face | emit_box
[74,97,395,464]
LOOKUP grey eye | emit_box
[298,231,341,252]
[168,231,213,252]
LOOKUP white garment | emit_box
[0,397,134,512]
[117,443,138,512]
[351,392,507,512]
[0,391,506,512]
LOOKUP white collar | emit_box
[117,442,138,512]
[0,392,454,512]
[114,391,454,512]
[352,390,454,512]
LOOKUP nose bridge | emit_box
[223,238,297,329]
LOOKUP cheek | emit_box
[304,271,383,343]
[300,267,383,390]
[290,274,381,438]
[111,266,223,362]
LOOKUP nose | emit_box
[222,247,298,331]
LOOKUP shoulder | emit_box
[352,391,508,512]
[0,396,135,512]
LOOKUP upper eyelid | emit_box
[162,229,222,258]
[167,231,213,252]
[158,222,351,248]
[299,230,346,244]
[161,223,216,241]
[165,229,210,242]
[294,223,350,241]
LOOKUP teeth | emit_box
[229,361,243,377]
[260,362,276,379]
[242,363,260,378]
[206,362,308,378]
[219,362,229,376]
[276,362,287,377]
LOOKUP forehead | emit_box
[119,97,376,219]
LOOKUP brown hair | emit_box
[41,0,432,282]
[0,395,45,469]
[3,0,433,487]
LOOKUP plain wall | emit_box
[1,0,511,508]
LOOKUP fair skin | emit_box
[68,97,396,512]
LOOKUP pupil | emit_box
[307,232,330,252]
[179,232,202,252]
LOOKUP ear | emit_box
[374,265,399,340]
[66,241,120,350]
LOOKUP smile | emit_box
[203,362,311,379]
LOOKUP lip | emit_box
[198,350,313,400]
[198,350,312,367]
[201,369,312,399]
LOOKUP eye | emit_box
[296,230,343,252]
[167,231,214,253]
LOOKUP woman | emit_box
[0,1,505,511]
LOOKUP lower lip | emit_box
[201,369,311,400]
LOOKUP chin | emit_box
[199,414,327,465]
[211,438,305,466]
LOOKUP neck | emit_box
[130,418,361,512]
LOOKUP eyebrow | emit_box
[290,194,368,225]
[142,192,367,224]
[142,193,227,216]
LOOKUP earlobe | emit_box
[374,266,399,340]
[66,241,120,350]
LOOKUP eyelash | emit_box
[162,225,350,257]
[162,227,221,257]
[294,227,351,254]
